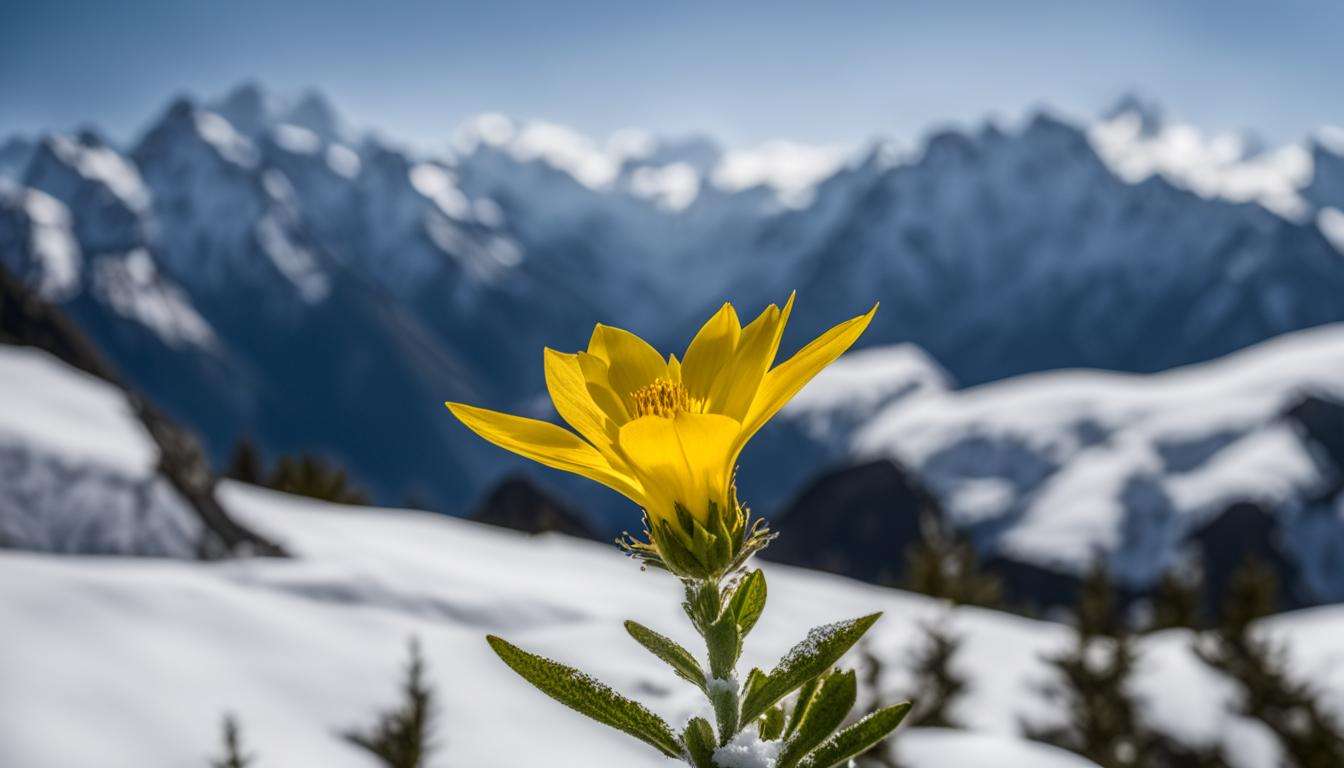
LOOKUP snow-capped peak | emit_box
[1089,98,1314,221]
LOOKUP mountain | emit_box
[765,323,1344,606]
[4,84,1344,522]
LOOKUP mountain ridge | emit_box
[4,83,1344,517]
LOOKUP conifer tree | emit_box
[903,620,966,729]
[1196,557,1344,768]
[856,642,902,768]
[210,714,254,768]
[1146,565,1204,632]
[342,639,437,768]
[225,437,265,486]
[268,452,372,505]
[902,513,1002,609]
[1028,561,1150,768]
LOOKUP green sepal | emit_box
[681,717,717,768]
[485,635,681,757]
[727,569,767,638]
[739,613,881,724]
[785,677,821,739]
[624,620,708,694]
[706,611,742,679]
[795,701,912,768]
[657,519,704,577]
[707,500,734,567]
[690,519,717,568]
[777,670,856,768]
[675,502,697,536]
[759,705,786,741]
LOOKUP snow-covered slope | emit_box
[773,323,1344,598]
[3,339,1341,768]
[7,481,1344,767]
[0,345,203,555]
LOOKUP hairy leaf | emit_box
[740,613,881,723]
[486,635,680,757]
[682,717,717,768]
[728,569,767,637]
[796,702,912,768]
[624,620,708,693]
[785,677,821,739]
[759,705,786,741]
[777,670,856,768]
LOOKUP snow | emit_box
[254,213,331,303]
[0,346,202,555]
[409,163,471,220]
[713,730,781,768]
[628,161,701,211]
[325,143,361,179]
[1318,207,1344,253]
[1090,107,1314,220]
[787,323,1344,586]
[90,248,218,350]
[710,140,849,207]
[7,476,1338,766]
[11,187,82,300]
[894,729,1101,768]
[0,346,154,474]
[272,123,322,156]
[194,110,259,169]
[47,134,152,213]
[4,344,1343,767]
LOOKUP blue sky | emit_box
[2,0,1340,149]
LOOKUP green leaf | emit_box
[728,569,767,637]
[486,635,681,757]
[758,705,786,741]
[624,620,708,694]
[706,611,741,680]
[795,702,912,768]
[785,677,821,739]
[742,667,767,704]
[682,717,717,768]
[777,670,856,768]
[740,613,881,724]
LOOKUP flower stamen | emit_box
[630,378,692,418]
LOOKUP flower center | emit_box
[630,378,692,419]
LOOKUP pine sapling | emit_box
[342,638,436,768]
[210,714,254,768]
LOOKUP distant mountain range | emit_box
[4,83,1344,522]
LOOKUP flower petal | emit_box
[590,324,668,405]
[544,348,620,458]
[576,352,632,424]
[712,292,794,420]
[681,303,740,405]
[617,412,740,525]
[737,302,877,453]
[445,402,643,503]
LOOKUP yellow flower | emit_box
[446,294,876,574]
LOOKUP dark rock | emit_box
[764,458,936,584]
[470,475,599,540]
[1186,500,1300,611]
[1284,392,1344,498]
